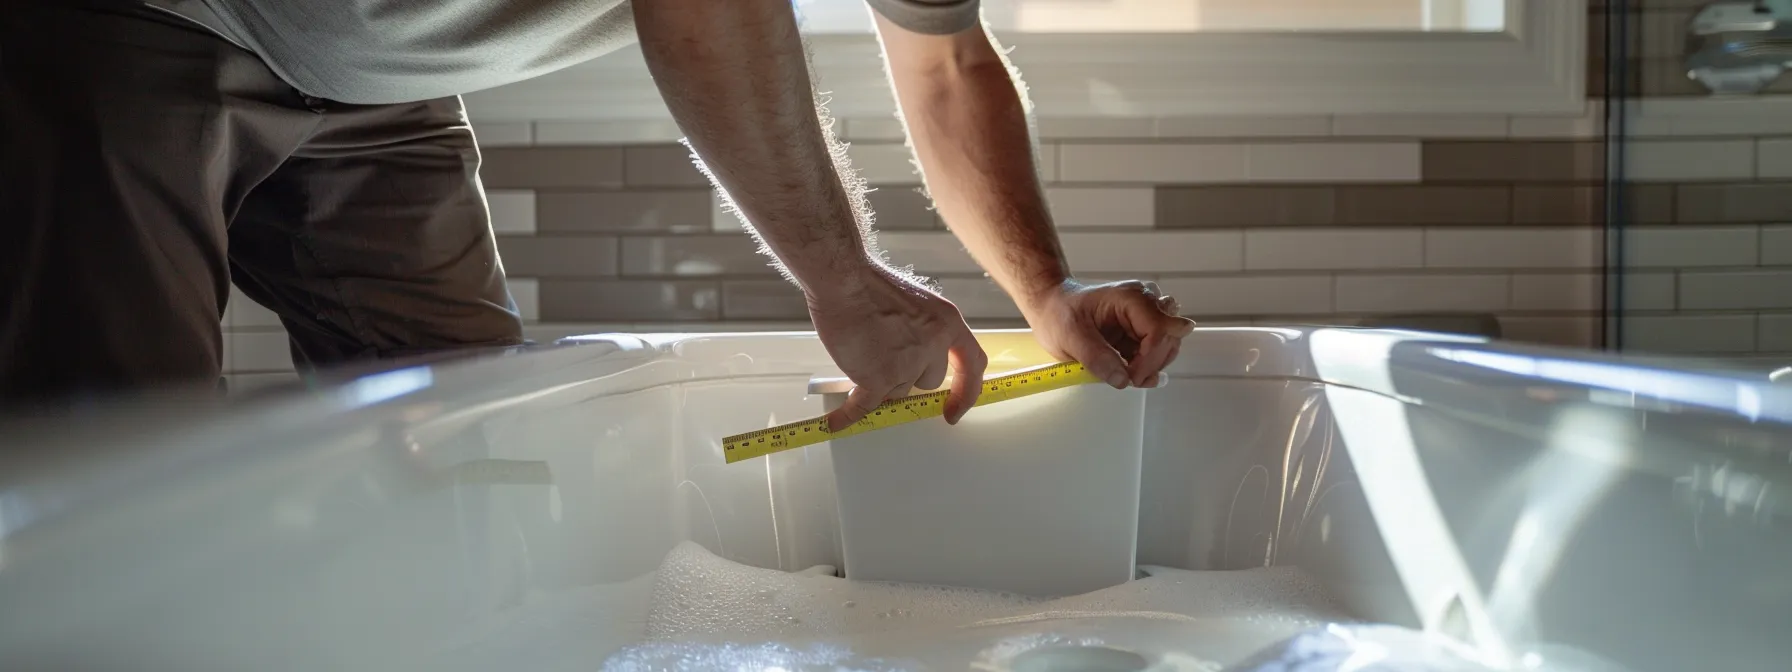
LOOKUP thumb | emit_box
[1059,324,1131,389]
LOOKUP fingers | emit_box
[1129,332,1179,387]
[916,351,949,393]
[827,383,901,432]
[944,329,988,424]
[1059,325,1131,389]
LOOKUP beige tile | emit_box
[1247,143,1420,183]
[230,332,293,373]
[1334,274,1511,313]
[842,118,907,141]
[1245,229,1423,271]
[1756,139,1792,179]
[535,120,685,145]
[620,236,776,277]
[1036,117,1156,139]
[1058,144,1249,183]
[721,281,810,320]
[538,280,721,322]
[1679,271,1792,310]
[624,145,709,187]
[1623,315,1756,354]
[847,143,921,183]
[1336,186,1510,226]
[536,190,713,233]
[1046,187,1154,229]
[1425,228,1601,269]
[1511,184,1675,225]
[876,232,980,274]
[1155,186,1335,228]
[1498,316,1602,349]
[1156,276,1335,316]
[227,286,282,329]
[480,147,623,189]
[1153,116,1332,138]
[866,186,940,230]
[1625,140,1755,182]
[1421,141,1605,183]
[1508,102,1606,139]
[1510,274,1602,312]
[1677,183,1792,223]
[1760,226,1792,265]
[1060,231,1244,273]
[936,278,1023,319]
[1619,272,1677,311]
[471,122,532,147]
[507,278,540,322]
[1756,314,1792,352]
[485,190,537,234]
[1622,226,1758,268]
[1331,115,1509,138]
[496,236,619,277]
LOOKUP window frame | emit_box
[462,0,1586,123]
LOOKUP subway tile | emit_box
[1680,270,1792,310]
[1058,144,1249,183]
[507,278,540,322]
[1425,228,1601,269]
[1156,276,1335,316]
[1756,139,1792,179]
[1247,143,1420,183]
[1153,116,1332,138]
[1508,102,1606,139]
[721,280,810,321]
[1330,115,1509,138]
[712,194,742,232]
[1336,186,1510,226]
[847,143,921,183]
[486,190,537,234]
[1622,226,1758,268]
[1334,274,1511,313]
[876,232,980,274]
[227,287,282,329]
[471,122,532,147]
[1510,274,1602,312]
[535,120,684,145]
[1676,183,1792,224]
[1036,145,1060,182]
[1512,184,1675,225]
[842,118,907,141]
[1640,9,1694,60]
[935,278,1023,319]
[1623,315,1755,354]
[496,236,619,277]
[536,190,713,233]
[1060,231,1244,273]
[1625,140,1755,181]
[231,332,293,372]
[1421,141,1604,183]
[1245,229,1423,271]
[1046,187,1154,228]
[538,280,721,322]
[866,186,940,230]
[1619,272,1677,311]
[1757,314,1792,352]
[480,147,623,189]
[620,236,777,277]
[1036,117,1156,139]
[624,145,709,187]
[1155,186,1335,228]
[1762,226,1792,265]
[1498,316,1602,349]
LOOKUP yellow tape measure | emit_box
[721,361,1102,464]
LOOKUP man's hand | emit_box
[811,266,988,431]
[1023,280,1196,390]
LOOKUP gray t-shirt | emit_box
[145,0,980,105]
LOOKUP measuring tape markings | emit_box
[721,361,1101,464]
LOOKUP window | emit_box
[795,0,1508,34]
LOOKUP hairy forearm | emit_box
[633,0,872,299]
[884,26,1070,313]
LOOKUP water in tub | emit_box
[441,540,1545,671]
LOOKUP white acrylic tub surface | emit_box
[1,328,1789,671]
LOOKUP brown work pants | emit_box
[0,4,525,408]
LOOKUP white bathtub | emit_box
[0,328,1786,671]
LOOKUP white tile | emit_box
[842,118,906,141]
[1510,274,1601,312]
[1498,316,1601,349]
[471,122,532,147]
[1036,144,1060,182]
[1623,226,1758,268]
[1756,314,1792,352]
[1154,116,1332,138]
[1334,274,1510,313]
[1157,275,1334,316]
[1679,270,1792,310]
[712,193,743,232]
[1508,102,1605,139]
[1624,140,1756,182]
[1425,228,1601,269]
[1620,272,1678,311]
[876,232,979,274]
[1045,188,1154,228]
[230,331,293,372]
[1248,143,1420,183]
[1623,315,1755,354]
[1756,139,1792,179]
[1060,231,1243,273]
[226,287,282,329]
[936,278,1022,319]
[534,120,685,144]
[847,143,920,183]
[1761,225,1792,265]
[225,372,302,396]
[485,190,537,235]
[507,277,540,322]
[1331,115,1508,138]
[1057,144,1250,183]
[1036,117,1156,139]
[1246,229,1423,271]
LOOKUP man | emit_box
[0,0,1195,428]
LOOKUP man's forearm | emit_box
[880,22,1070,314]
[633,0,872,299]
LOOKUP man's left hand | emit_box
[1024,280,1197,389]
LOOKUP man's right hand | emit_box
[809,264,988,432]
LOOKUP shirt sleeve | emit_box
[862,0,981,35]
